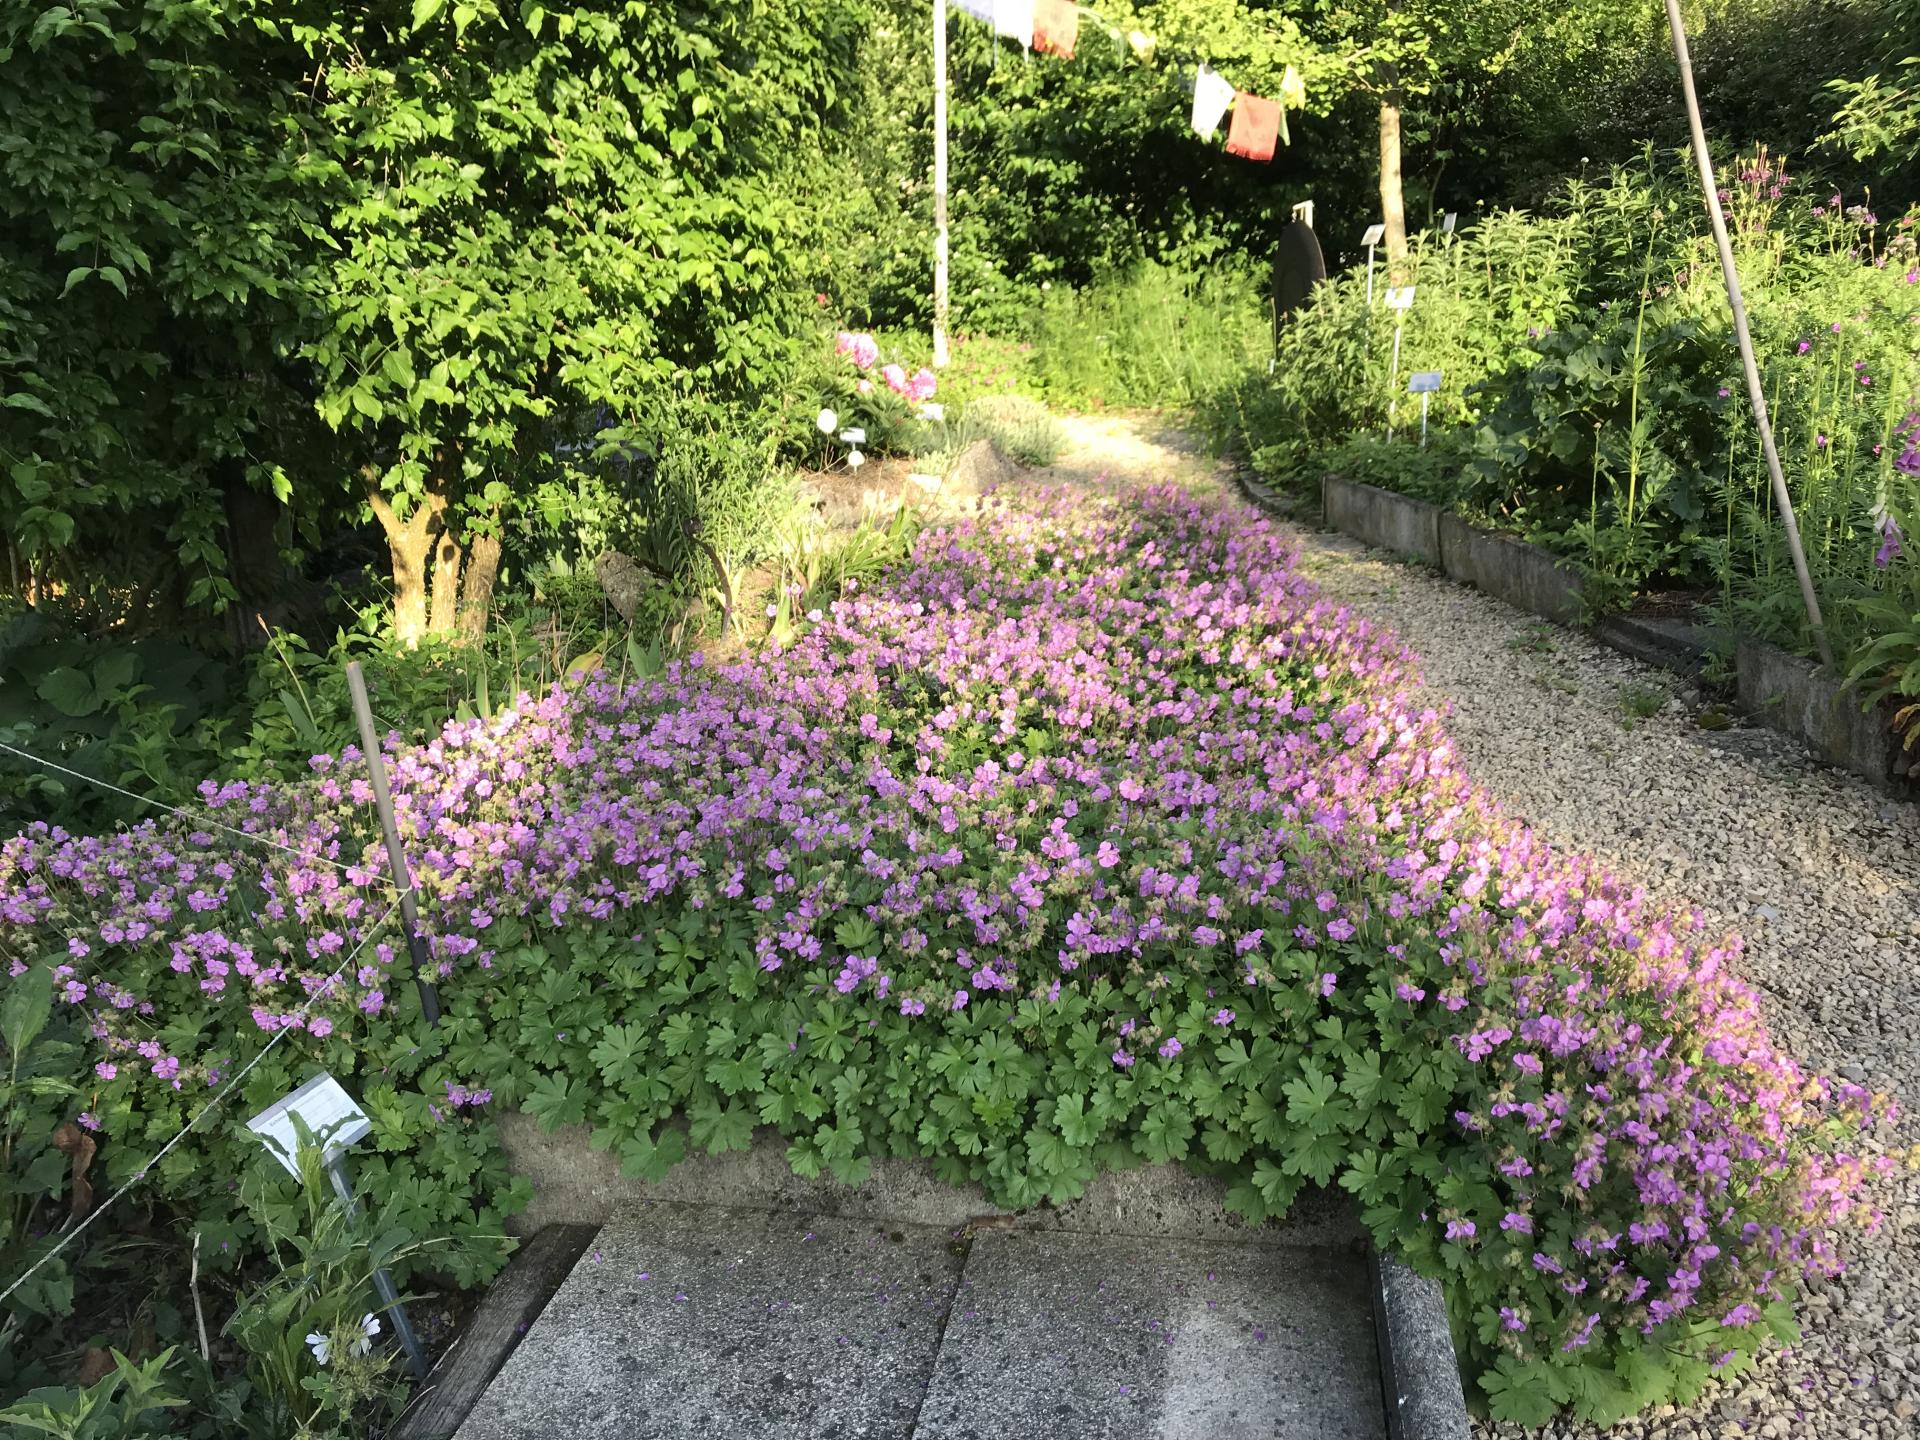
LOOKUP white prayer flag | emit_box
[1191,64,1235,140]
[993,0,1034,49]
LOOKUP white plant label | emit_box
[1361,223,1386,246]
[1408,370,1444,394]
[1385,286,1416,310]
[247,1073,371,1177]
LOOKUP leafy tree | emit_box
[297,0,863,642]
[1828,0,1920,176]
[0,0,336,636]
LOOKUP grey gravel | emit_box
[1057,421,1920,1440]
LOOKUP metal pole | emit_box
[1663,0,1832,667]
[1420,392,1430,448]
[344,662,442,1024]
[1385,319,1405,442]
[932,0,951,367]
[326,1154,430,1379]
[1365,244,1376,306]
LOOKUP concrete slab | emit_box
[1368,1251,1469,1440]
[914,1230,1386,1440]
[1322,477,1444,568]
[454,1203,965,1440]
[1736,637,1909,789]
[501,1117,1363,1249]
[1437,513,1588,627]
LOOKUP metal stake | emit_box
[1664,0,1831,667]
[1385,319,1405,442]
[932,0,951,366]
[345,662,442,1024]
[325,1154,429,1379]
[1420,391,1431,448]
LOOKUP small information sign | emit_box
[247,1073,371,1177]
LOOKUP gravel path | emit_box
[1045,418,1920,1440]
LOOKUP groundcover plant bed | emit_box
[1,484,1889,1424]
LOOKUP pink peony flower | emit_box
[881,363,909,396]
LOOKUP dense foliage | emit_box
[2,483,1887,1425]
[1211,145,1920,760]
[0,0,861,642]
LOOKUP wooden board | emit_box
[392,1223,599,1440]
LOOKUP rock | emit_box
[593,551,654,622]
[946,438,1016,494]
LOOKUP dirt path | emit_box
[1029,414,1920,1440]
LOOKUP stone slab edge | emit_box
[1321,476,1444,567]
[392,1223,597,1440]
[1735,637,1908,790]
[1367,1247,1470,1440]
[1249,469,1912,793]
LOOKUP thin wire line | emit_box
[0,889,410,1310]
[0,739,366,876]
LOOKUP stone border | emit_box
[1735,638,1909,786]
[1368,1249,1472,1440]
[1287,474,1911,792]
[392,1223,596,1440]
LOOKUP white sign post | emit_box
[1383,286,1416,440]
[248,1075,429,1378]
[1361,223,1386,306]
[1408,369,1444,447]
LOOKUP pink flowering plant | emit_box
[0,484,1889,1424]
[794,329,939,466]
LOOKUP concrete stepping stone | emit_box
[914,1229,1385,1440]
[454,1203,966,1439]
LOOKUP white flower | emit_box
[846,449,866,470]
[351,1313,381,1358]
[918,402,944,421]
[306,1331,332,1366]
[816,408,837,435]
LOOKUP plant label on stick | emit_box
[1442,212,1458,234]
[1407,370,1443,393]
[1386,286,1416,310]
[247,1073,371,1178]
[1361,224,1385,246]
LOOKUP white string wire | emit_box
[0,738,366,876]
[0,889,411,1310]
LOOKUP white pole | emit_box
[1663,0,1830,666]
[1365,244,1376,306]
[932,0,951,367]
[1420,392,1430,447]
[1385,319,1404,441]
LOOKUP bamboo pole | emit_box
[1663,0,1832,667]
[345,661,443,1024]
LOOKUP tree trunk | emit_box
[366,472,446,647]
[1378,86,1410,282]
[429,525,463,636]
[458,530,502,642]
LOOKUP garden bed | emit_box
[1317,475,1912,791]
[1,480,1889,1427]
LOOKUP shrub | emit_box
[1,484,1885,1425]
[940,395,1067,468]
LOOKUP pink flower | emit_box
[906,368,937,403]
[882,363,909,396]
[857,378,873,394]
[834,331,879,369]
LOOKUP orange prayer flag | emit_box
[1033,0,1078,57]
[1225,92,1281,162]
